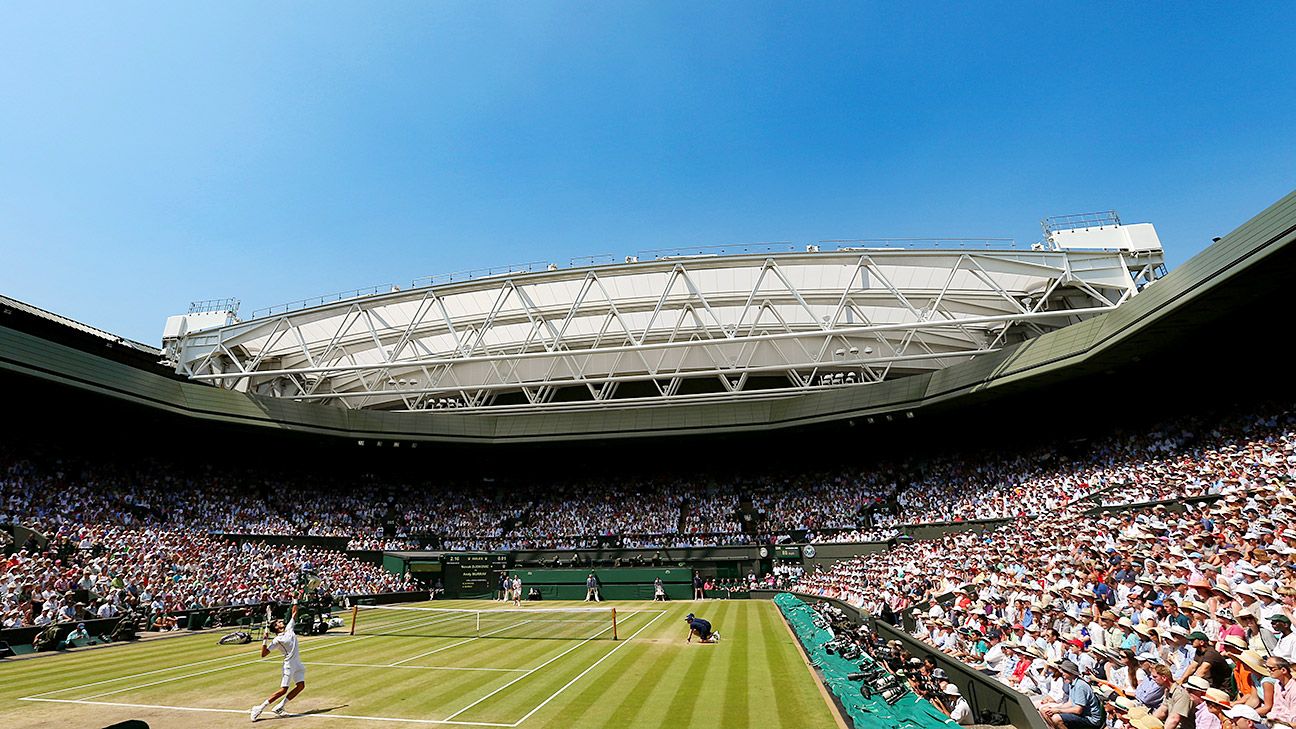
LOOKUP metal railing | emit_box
[252,285,397,318]
[188,298,240,315]
[569,254,618,267]
[1042,210,1121,234]
[410,261,550,289]
[823,237,1017,250]
[636,242,798,260]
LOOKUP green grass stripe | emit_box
[448,616,655,723]
[0,600,841,728]
[760,600,832,728]
[534,623,666,727]
[661,608,719,727]
[723,601,750,726]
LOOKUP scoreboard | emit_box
[442,553,509,598]
[775,545,802,561]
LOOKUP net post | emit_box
[476,610,481,637]
[612,607,618,641]
[349,605,359,636]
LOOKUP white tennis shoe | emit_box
[251,703,266,721]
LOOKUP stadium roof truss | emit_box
[168,248,1163,413]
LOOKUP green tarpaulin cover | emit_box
[774,593,955,729]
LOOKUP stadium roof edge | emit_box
[2,187,1294,443]
[0,294,159,355]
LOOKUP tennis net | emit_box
[349,604,623,641]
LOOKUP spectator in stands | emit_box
[1154,670,1190,729]
[1188,631,1233,689]
[1267,656,1296,726]
[1040,660,1104,729]
[942,684,973,725]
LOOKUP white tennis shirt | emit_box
[270,619,303,669]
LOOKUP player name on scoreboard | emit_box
[443,552,509,597]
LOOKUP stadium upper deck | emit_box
[162,223,1162,415]
[1,190,1293,443]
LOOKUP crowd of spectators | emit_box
[790,407,1296,728]
[4,405,1290,556]
[4,399,1293,663]
[512,480,682,543]
[1,523,411,632]
[803,527,900,544]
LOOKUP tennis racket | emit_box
[262,603,274,643]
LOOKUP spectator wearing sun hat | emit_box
[1181,599,1213,635]
[1237,584,1263,616]
[1166,626,1196,680]
[1239,608,1280,654]
[1201,687,1236,729]
[1223,635,1254,690]
[1104,648,1145,695]
[1025,656,1065,704]
[1128,706,1165,729]
[1093,611,1120,650]
[1040,660,1104,729]
[1134,623,1160,656]
[942,683,973,725]
[1236,650,1277,718]
[1253,582,1285,625]
[1114,618,1140,653]
[1183,676,1220,729]
[1224,703,1268,729]
[1216,607,1247,651]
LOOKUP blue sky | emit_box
[2,3,1293,344]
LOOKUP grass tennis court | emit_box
[0,600,842,729]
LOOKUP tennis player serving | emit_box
[251,603,306,721]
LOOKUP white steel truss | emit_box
[167,248,1163,412]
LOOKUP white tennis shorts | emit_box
[281,662,306,687]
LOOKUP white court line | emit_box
[20,608,459,700]
[18,697,514,726]
[441,611,642,722]
[68,611,468,702]
[303,661,529,672]
[508,609,667,727]
[17,607,668,728]
[390,620,533,667]
[387,609,661,668]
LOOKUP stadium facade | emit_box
[2,191,1294,444]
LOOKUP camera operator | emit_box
[908,661,948,712]
[941,683,974,726]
